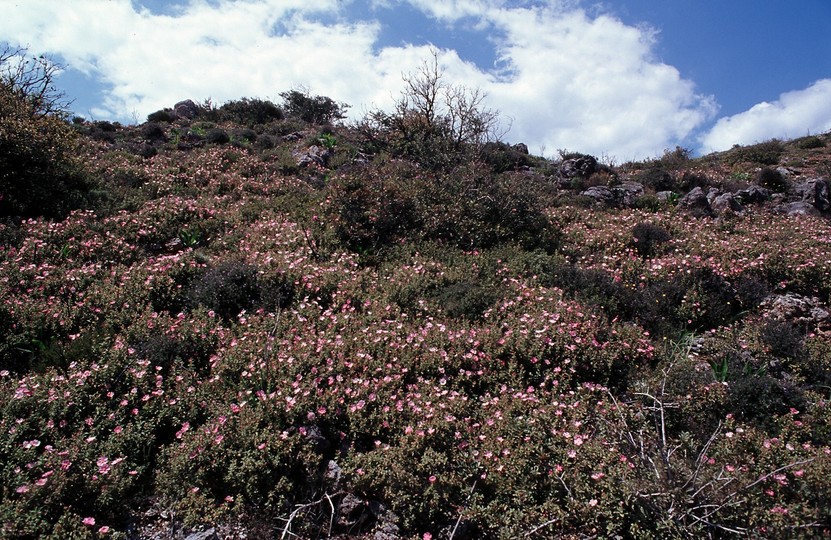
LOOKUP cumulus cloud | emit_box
[479,5,716,159]
[700,79,831,153]
[0,0,718,159]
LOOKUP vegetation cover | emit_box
[1,49,831,539]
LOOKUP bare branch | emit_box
[1,45,72,117]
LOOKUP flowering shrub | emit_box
[1,104,830,537]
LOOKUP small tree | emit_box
[361,49,501,169]
[0,46,89,219]
[0,46,72,118]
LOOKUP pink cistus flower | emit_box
[82,516,95,526]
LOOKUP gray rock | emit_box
[711,192,743,214]
[735,185,770,204]
[174,99,201,119]
[185,528,218,540]
[559,155,598,178]
[512,142,529,154]
[793,178,830,212]
[776,166,795,178]
[777,201,821,216]
[760,293,831,330]
[656,191,675,202]
[295,145,332,168]
[325,459,342,487]
[612,181,644,206]
[678,187,712,215]
[581,185,615,204]
[338,493,368,527]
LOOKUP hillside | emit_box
[2,89,831,539]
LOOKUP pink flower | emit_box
[15,485,29,494]
[98,526,111,534]
[428,475,437,484]
[82,516,95,526]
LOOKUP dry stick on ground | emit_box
[526,517,560,537]
[279,491,345,539]
[449,473,478,540]
[608,376,819,537]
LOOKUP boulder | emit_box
[174,99,201,119]
[735,185,770,205]
[185,528,218,540]
[776,201,821,216]
[793,178,830,212]
[612,181,644,206]
[760,293,831,330]
[512,142,529,154]
[656,191,676,202]
[559,155,598,178]
[581,185,615,205]
[711,192,743,214]
[338,493,369,528]
[294,145,332,168]
[678,187,712,215]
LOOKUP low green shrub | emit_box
[205,128,230,145]
[728,139,785,165]
[635,167,676,192]
[631,222,671,258]
[756,167,789,192]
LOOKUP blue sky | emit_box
[2,0,830,160]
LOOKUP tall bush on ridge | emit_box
[0,46,90,219]
[280,88,348,125]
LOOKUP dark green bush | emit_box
[187,260,262,320]
[631,222,671,258]
[733,274,770,310]
[217,98,283,126]
[326,162,420,252]
[186,261,294,321]
[430,280,497,321]
[727,368,805,428]
[147,108,176,123]
[728,139,784,165]
[756,167,789,192]
[795,135,825,149]
[0,75,91,219]
[635,167,676,192]
[232,128,257,144]
[678,171,710,191]
[655,145,692,171]
[479,141,536,173]
[761,320,805,360]
[205,128,230,145]
[280,90,348,125]
[141,122,167,141]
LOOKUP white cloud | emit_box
[700,79,831,153]
[0,0,718,160]
[477,6,716,160]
